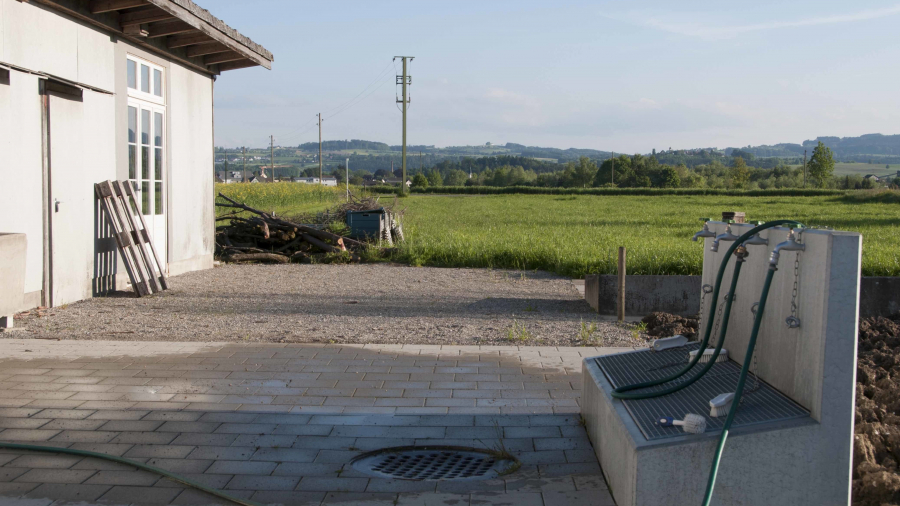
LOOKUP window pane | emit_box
[142,146,149,180]
[128,145,136,180]
[141,182,150,216]
[154,182,163,215]
[154,148,162,181]
[153,69,162,97]
[140,65,149,93]
[141,110,150,145]
[127,106,136,143]
[154,113,162,147]
[127,60,136,89]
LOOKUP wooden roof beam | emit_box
[185,42,229,57]
[90,0,146,13]
[166,32,211,48]
[146,19,196,37]
[215,59,259,72]
[204,51,245,65]
[119,7,175,26]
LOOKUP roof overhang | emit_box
[30,0,273,75]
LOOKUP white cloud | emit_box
[606,5,900,40]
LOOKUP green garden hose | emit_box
[608,219,805,505]
[611,219,802,400]
[0,442,262,506]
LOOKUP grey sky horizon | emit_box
[202,0,899,153]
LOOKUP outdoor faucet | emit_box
[768,228,805,268]
[742,221,768,246]
[692,218,716,242]
[710,222,737,252]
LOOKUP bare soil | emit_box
[854,313,900,506]
[8,263,642,347]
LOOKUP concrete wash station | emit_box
[583,221,860,505]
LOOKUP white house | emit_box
[0,0,273,311]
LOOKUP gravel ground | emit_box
[8,264,644,347]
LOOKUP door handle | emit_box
[54,199,63,212]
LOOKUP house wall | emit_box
[0,0,214,308]
[167,63,214,275]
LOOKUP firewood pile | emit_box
[215,193,403,264]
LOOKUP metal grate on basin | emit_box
[352,448,508,481]
[595,342,810,441]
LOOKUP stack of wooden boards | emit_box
[94,180,168,297]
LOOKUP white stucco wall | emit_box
[0,0,216,306]
[167,64,214,274]
[0,71,42,295]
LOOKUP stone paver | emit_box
[0,339,621,505]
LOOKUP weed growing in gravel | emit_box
[630,321,648,341]
[579,320,598,344]
[506,320,533,342]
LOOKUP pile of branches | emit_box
[215,193,392,264]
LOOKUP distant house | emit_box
[295,177,337,187]
[0,0,273,310]
[216,171,244,184]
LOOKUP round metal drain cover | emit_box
[351,446,514,481]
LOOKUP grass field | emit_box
[215,184,900,277]
[216,182,348,217]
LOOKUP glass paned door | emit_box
[126,100,166,266]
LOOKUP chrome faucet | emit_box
[743,221,768,246]
[710,222,737,252]
[768,228,805,268]
[692,218,716,242]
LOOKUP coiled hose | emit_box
[610,219,804,505]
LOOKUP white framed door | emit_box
[126,100,166,267]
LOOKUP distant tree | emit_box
[374,169,390,178]
[570,157,597,187]
[807,141,835,187]
[427,170,443,186]
[730,157,751,189]
[412,173,429,188]
[660,167,680,188]
[446,169,468,186]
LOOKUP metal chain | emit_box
[786,249,802,329]
[710,292,728,349]
[698,284,713,340]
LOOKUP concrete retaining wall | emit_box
[586,274,899,318]
[585,274,701,316]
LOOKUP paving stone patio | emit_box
[0,339,621,505]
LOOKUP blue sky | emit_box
[202,1,900,153]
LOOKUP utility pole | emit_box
[269,135,274,183]
[803,149,807,188]
[394,56,414,193]
[318,113,323,185]
[345,157,349,202]
[242,146,246,183]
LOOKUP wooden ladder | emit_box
[95,180,168,296]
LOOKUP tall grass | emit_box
[393,194,900,277]
[367,185,846,197]
[215,182,346,217]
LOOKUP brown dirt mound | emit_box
[641,312,699,339]
[855,313,900,506]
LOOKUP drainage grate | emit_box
[352,447,510,480]
[595,342,810,441]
